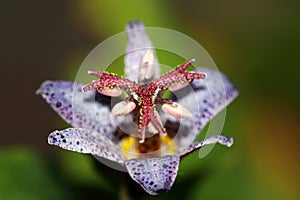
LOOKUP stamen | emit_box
[162,102,192,118]
[112,101,136,116]
[139,50,156,80]
[96,87,123,97]
[149,110,167,135]
[139,126,146,143]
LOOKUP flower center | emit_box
[82,59,206,143]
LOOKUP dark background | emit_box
[1,0,299,199]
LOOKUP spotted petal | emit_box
[37,81,118,141]
[125,155,180,195]
[169,68,238,148]
[49,128,125,165]
[125,21,160,83]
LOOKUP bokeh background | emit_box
[1,0,299,199]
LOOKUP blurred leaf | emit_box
[0,148,73,200]
[58,150,113,192]
[187,165,283,200]
[74,0,180,37]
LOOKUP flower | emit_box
[37,21,238,195]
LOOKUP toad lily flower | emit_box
[37,21,238,195]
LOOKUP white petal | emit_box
[48,128,125,165]
[37,81,118,141]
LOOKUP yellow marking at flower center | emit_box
[159,134,176,155]
[120,134,177,159]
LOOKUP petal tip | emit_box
[48,130,59,145]
[126,20,144,31]
[125,156,180,195]
[226,137,234,147]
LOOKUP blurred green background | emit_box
[1,0,299,199]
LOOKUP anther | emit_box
[162,102,192,118]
